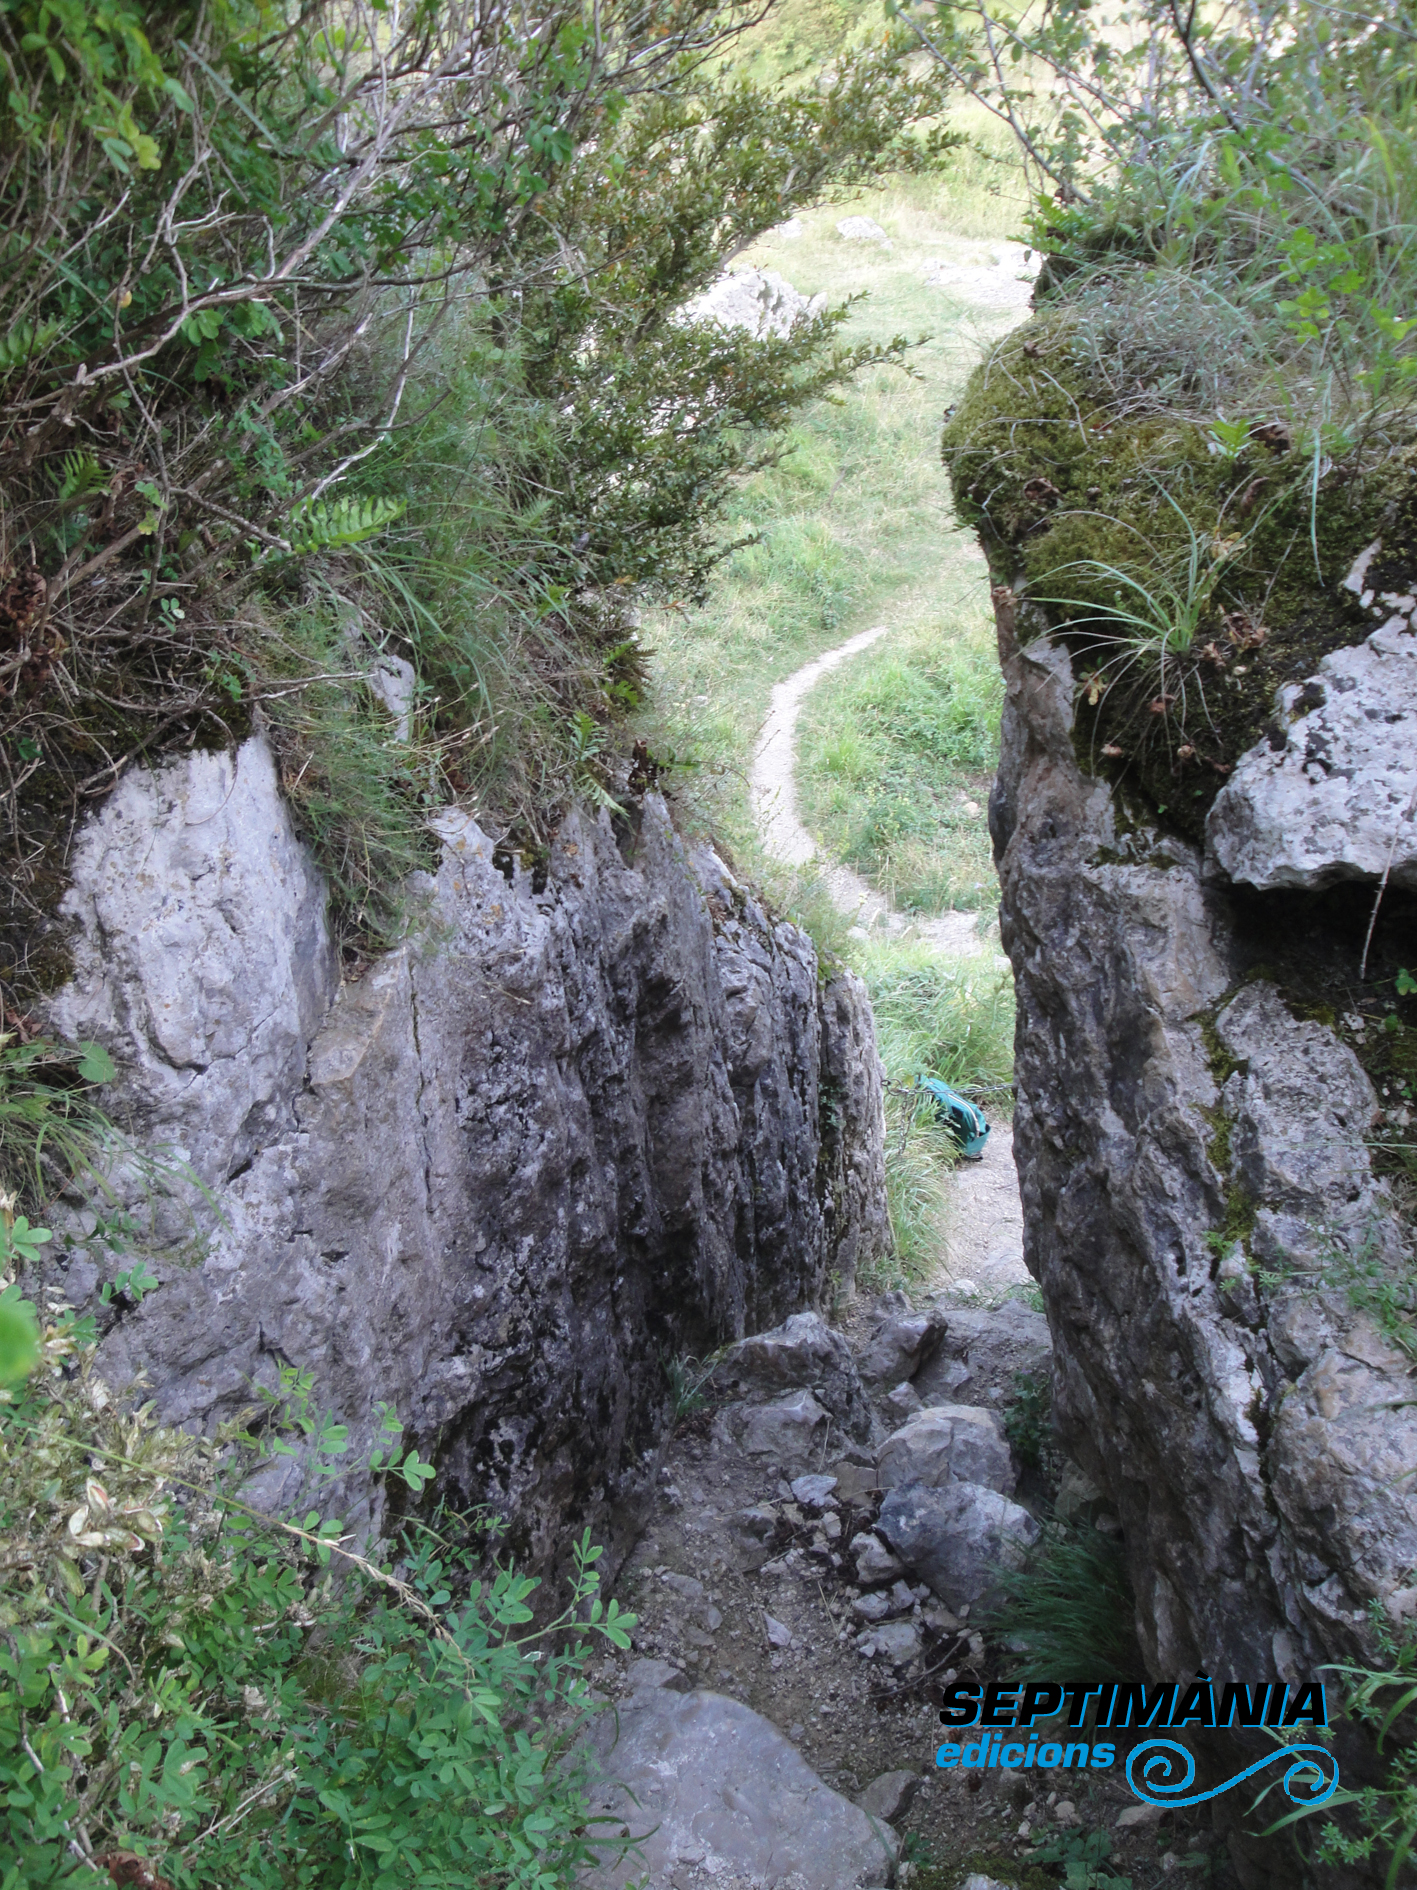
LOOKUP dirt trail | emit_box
[749,622,1028,1300]
[749,626,985,958]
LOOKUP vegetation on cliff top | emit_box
[0,0,961,985]
[925,0,1417,842]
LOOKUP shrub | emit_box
[0,0,964,968]
[0,1300,635,1889]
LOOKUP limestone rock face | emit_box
[681,267,826,340]
[713,1390,832,1474]
[855,1295,946,1385]
[989,598,1417,1693]
[40,737,888,1574]
[1206,616,1417,892]
[47,739,339,1185]
[582,1685,897,1889]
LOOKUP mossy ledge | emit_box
[942,312,1415,844]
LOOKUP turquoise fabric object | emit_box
[917,1076,989,1160]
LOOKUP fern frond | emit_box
[51,449,107,502]
[286,495,405,555]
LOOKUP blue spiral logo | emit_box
[1126,1739,1339,1810]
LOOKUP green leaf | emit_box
[0,1293,40,1384]
[284,495,405,556]
[76,1041,116,1085]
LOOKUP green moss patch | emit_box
[943,317,1412,843]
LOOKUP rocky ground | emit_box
[588,1294,1239,1890]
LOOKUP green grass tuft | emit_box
[985,1520,1143,1682]
[797,615,1002,913]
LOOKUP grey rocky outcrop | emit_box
[713,1389,831,1475]
[876,1404,1015,1496]
[681,267,827,340]
[912,1299,1050,1405]
[989,594,1417,1696]
[1205,612,1417,893]
[39,734,888,1573]
[582,1682,897,1889]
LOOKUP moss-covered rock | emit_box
[942,313,1414,842]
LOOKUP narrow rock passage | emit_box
[749,625,1028,1298]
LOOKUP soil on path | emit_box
[749,618,1029,1302]
[749,624,985,958]
[594,1314,1230,1890]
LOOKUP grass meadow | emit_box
[640,129,1028,1285]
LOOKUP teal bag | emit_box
[916,1076,989,1161]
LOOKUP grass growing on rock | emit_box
[937,1,1417,845]
[943,314,1397,842]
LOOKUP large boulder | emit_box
[912,1301,1051,1404]
[855,1294,946,1385]
[875,1480,1038,1612]
[1205,611,1417,893]
[713,1390,832,1475]
[876,1404,1015,1496]
[582,1686,897,1888]
[715,1310,873,1442]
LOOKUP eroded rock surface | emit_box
[40,736,888,1572]
[1206,616,1417,892]
[989,593,1417,1876]
[876,1405,1014,1496]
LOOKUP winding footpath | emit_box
[749,624,985,955]
[749,622,1029,1298]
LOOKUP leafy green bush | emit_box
[0,1302,635,1889]
[1261,1607,1417,1890]
[0,0,964,966]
